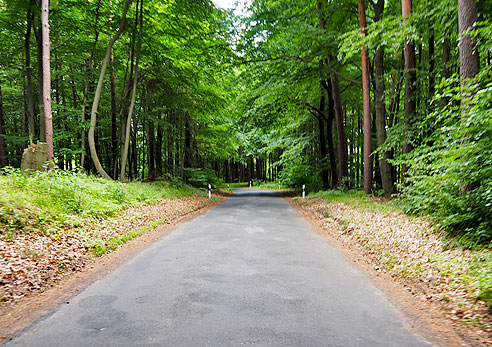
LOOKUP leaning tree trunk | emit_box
[41,0,53,163]
[359,0,372,194]
[120,0,143,182]
[401,0,417,182]
[89,0,132,180]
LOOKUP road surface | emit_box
[7,189,429,346]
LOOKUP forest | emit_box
[0,0,491,245]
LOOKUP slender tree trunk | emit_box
[89,0,132,180]
[0,85,8,167]
[110,48,118,178]
[25,3,36,144]
[121,0,143,181]
[81,0,102,169]
[458,0,479,84]
[359,0,372,194]
[371,0,393,194]
[327,57,349,186]
[155,112,163,178]
[41,0,53,163]
[428,28,435,97]
[327,84,338,187]
[147,103,156,180]
[34,23,45,142]
[317,95,329,189]
[401,0,417,181]
[458,0,479,193]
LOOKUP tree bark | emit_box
[317,94,329,189]
[41,0,53,163]
[0,85,8,167]
[155,111,163,178]
[34,18,45,142]
[359,0,372,194]
[121,0,143,181]
[458,0,479,84]
[326,83,338,187]
[89,0,132,180]
[401,0,417,181]
[327,57,349,187]
[25,2,36,144]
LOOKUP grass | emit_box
[0,168,200,238]
[92,219,165,257]
[308,189,402,214]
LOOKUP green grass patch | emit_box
[92,219,165,257]
[0,168,199,238]
[308,189,402,214]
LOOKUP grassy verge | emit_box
[303,189,492,318]
[0,168,202,239]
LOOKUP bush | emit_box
[0,168,197,237]
[183,167,221,188]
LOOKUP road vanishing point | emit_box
[7,189,429,346]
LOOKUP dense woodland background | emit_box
[0,0,491,244]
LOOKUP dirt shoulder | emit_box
[287,197,491,347]
[0,193,227,341]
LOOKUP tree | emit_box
[41,0,53,163]
[372,0,393,194]
[401,0,416,181]
[358,0,372,194]
[88,0,132,180]
[120,0,143,182]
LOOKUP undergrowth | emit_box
[0,168,199,238]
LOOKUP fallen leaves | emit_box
[0,194,216,304]
[290,197,492,339]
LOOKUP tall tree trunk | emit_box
[327,57,349,186]
[317,94,329,189]
[0,85,8,167]
[81,0,102,169]
[458,0,479,85]
[428,28,435,97]
[458,0,479,193]
[34,21,45,142]
[89,0,132,180]
[110,47,118,178]
[155,112,163,178]
[359,0,372,194]
[147,98,156,180]
[184,114,194,169]
[326,83,338,187]
[401,0,417,181]
[372,0,393,194]
[121,0,143,181]
[25,2,35,144]
[41,0,53,163]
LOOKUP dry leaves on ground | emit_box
[290,197,491,340]
[0,194,215,304]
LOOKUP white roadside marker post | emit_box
[278,180,280,190]
[249,180,252,188]
[302,184,305,199]
[208,184,212,199]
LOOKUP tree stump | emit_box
[21,142,48,172]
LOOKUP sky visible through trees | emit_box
[0,0,491,244]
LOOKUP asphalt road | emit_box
[7,189,429,346]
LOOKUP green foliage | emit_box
[0,169,196,238]
[183,167,221,188]
[402,69,492,246]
